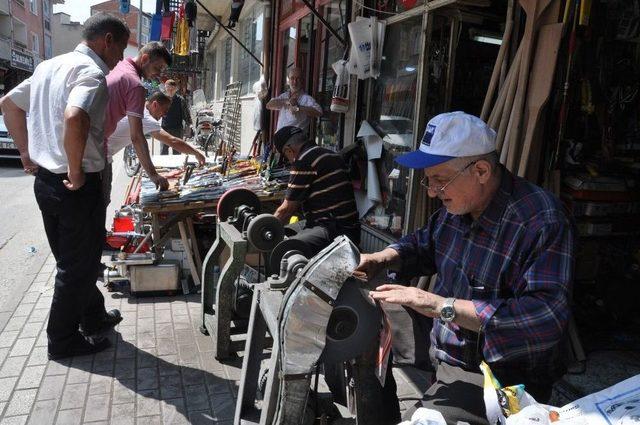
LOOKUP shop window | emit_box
[44,34,52,59]
[239,8,264,95]
[29,0,37,15]
[31,32,39,55]
[372,0,424,16]
[364,16,422,238]
[280,26,297,90]
[314,0,347,151]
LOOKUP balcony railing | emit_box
[0,0,9,15]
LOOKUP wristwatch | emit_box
[293,105,300,113]
[440,298,456,322]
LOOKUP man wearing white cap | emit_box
[355,112,575,424]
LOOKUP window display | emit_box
[364,16,422,238]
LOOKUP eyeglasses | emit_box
[420,161,478,194]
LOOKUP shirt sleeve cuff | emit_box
[472,299,501,329]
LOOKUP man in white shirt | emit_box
[0,13,130,359]
[104,91,206,208]
[266,67,323,132]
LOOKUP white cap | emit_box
[395,112,496,169]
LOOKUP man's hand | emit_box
[20,153,38,175]
[150,174,169,191]
[354,248,400,280]
[195,151,206,166]
[63,170,86,191]
[370,284,444,318]
[289,93,300,107]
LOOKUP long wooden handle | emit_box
[495,48,522,154]
[489,44,523,130]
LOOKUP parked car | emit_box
[0,115,19,159]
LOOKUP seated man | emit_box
[104,91,206,208]
[357,112,575,425]
[273,126,360,256]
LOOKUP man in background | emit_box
[161,79,193,154]
[267,67,322,132]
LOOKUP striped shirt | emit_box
[286,143,358,227]
[389,167,575,385]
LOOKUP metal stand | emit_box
[200,220,249,360]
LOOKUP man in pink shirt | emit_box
[103,42,172,207]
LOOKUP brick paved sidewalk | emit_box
[0,254,427,425]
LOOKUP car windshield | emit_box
[377,117,413,135]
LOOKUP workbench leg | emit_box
[234,290,268,424]
[214,249,246,360]
[151,214,162,257]
[260,341,281,425]
[178,221,200,294]
[200,228,225,334]
[186,217,203,277]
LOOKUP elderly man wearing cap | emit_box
[272,125,360,256]
[356,112,575,424]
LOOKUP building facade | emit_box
[51,11,82,56]
[90,0,151,57]
[0,0,60,96]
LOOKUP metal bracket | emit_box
[298,0,346,46]
[302,279,334,306]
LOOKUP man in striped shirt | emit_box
[272,126,360,256]
[356,112,575,424]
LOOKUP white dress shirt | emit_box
[274,91,322,131]
[107,109,161,163]
[7,43,110,173]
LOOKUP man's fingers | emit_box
[375,284,405,291]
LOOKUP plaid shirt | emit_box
[389,167,575,384]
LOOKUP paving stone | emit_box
[137,332,156,349]
[156,340,177,356]
[157,356,180,377]
[83,393,110,422]
[19,293,40,304]
[34,298,52,311]
[138,306,155,319]
[4,388,37,417]
[188,410,217,425]
[45,359,70,376]
[91,350,115,373]
[59,383,87,410]
[173,330,194,346]
[184,384,209,411]
[154,324,173,337]
[181,364,205,386]
[0,356,27,378]
[116,341,136,359]
[137,348,158,369]
[3,316,28,332]
[36,375,66,401]
[177,345,199,365]
[0,401,4,416]
[159,375,183,400]
[205,374,231,395]
[17,324,42,341]
[0,331,19,349]
[194,335,214,354]
[172,316,191,331]
[154,313,171,325]
[9,338,36,358]
[0,415,28,425]
[113,357,135,379]
[0,348,8,368]
[138,319,155,334]
[88,374,112,395]
[210,391,235,421]
[223,364,242,381]
[135,416,162,425]
[65,365,91,384]
[34,331,47,348]
[0,377,18,402]
[160,398,189,424]
[28,309,49,322]
[11,304,35,318]
[25,347,47,367]
[26,398,58,425]
[136,367,158,390]
[112,379,136,405]
[136,388,160,417]
[16,365,45,389]
[53,409,82,425]
[109,401,134,425]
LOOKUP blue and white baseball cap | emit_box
[395,112,496,169]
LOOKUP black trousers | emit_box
[288,221,361,258]
[160,127,183,155]
[34,169,107,353]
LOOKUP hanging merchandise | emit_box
[185,0,197,27]
[330,59,350,113]
[174,2,190,56]
[189,25,199,54]
[347,17,385,80]
[163,0,170,12]
[150,1,163,41]
[229,1,245,29]
[161,11,175,41]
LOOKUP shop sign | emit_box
[10,49,34,72]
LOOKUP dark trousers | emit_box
[34,169,107,353]
[289,221,361,258]
[160,127,183,155]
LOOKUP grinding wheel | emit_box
[246,214,284,252]
[269,238,312,273]
[321,277,381,364]
[216,188,261,221]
